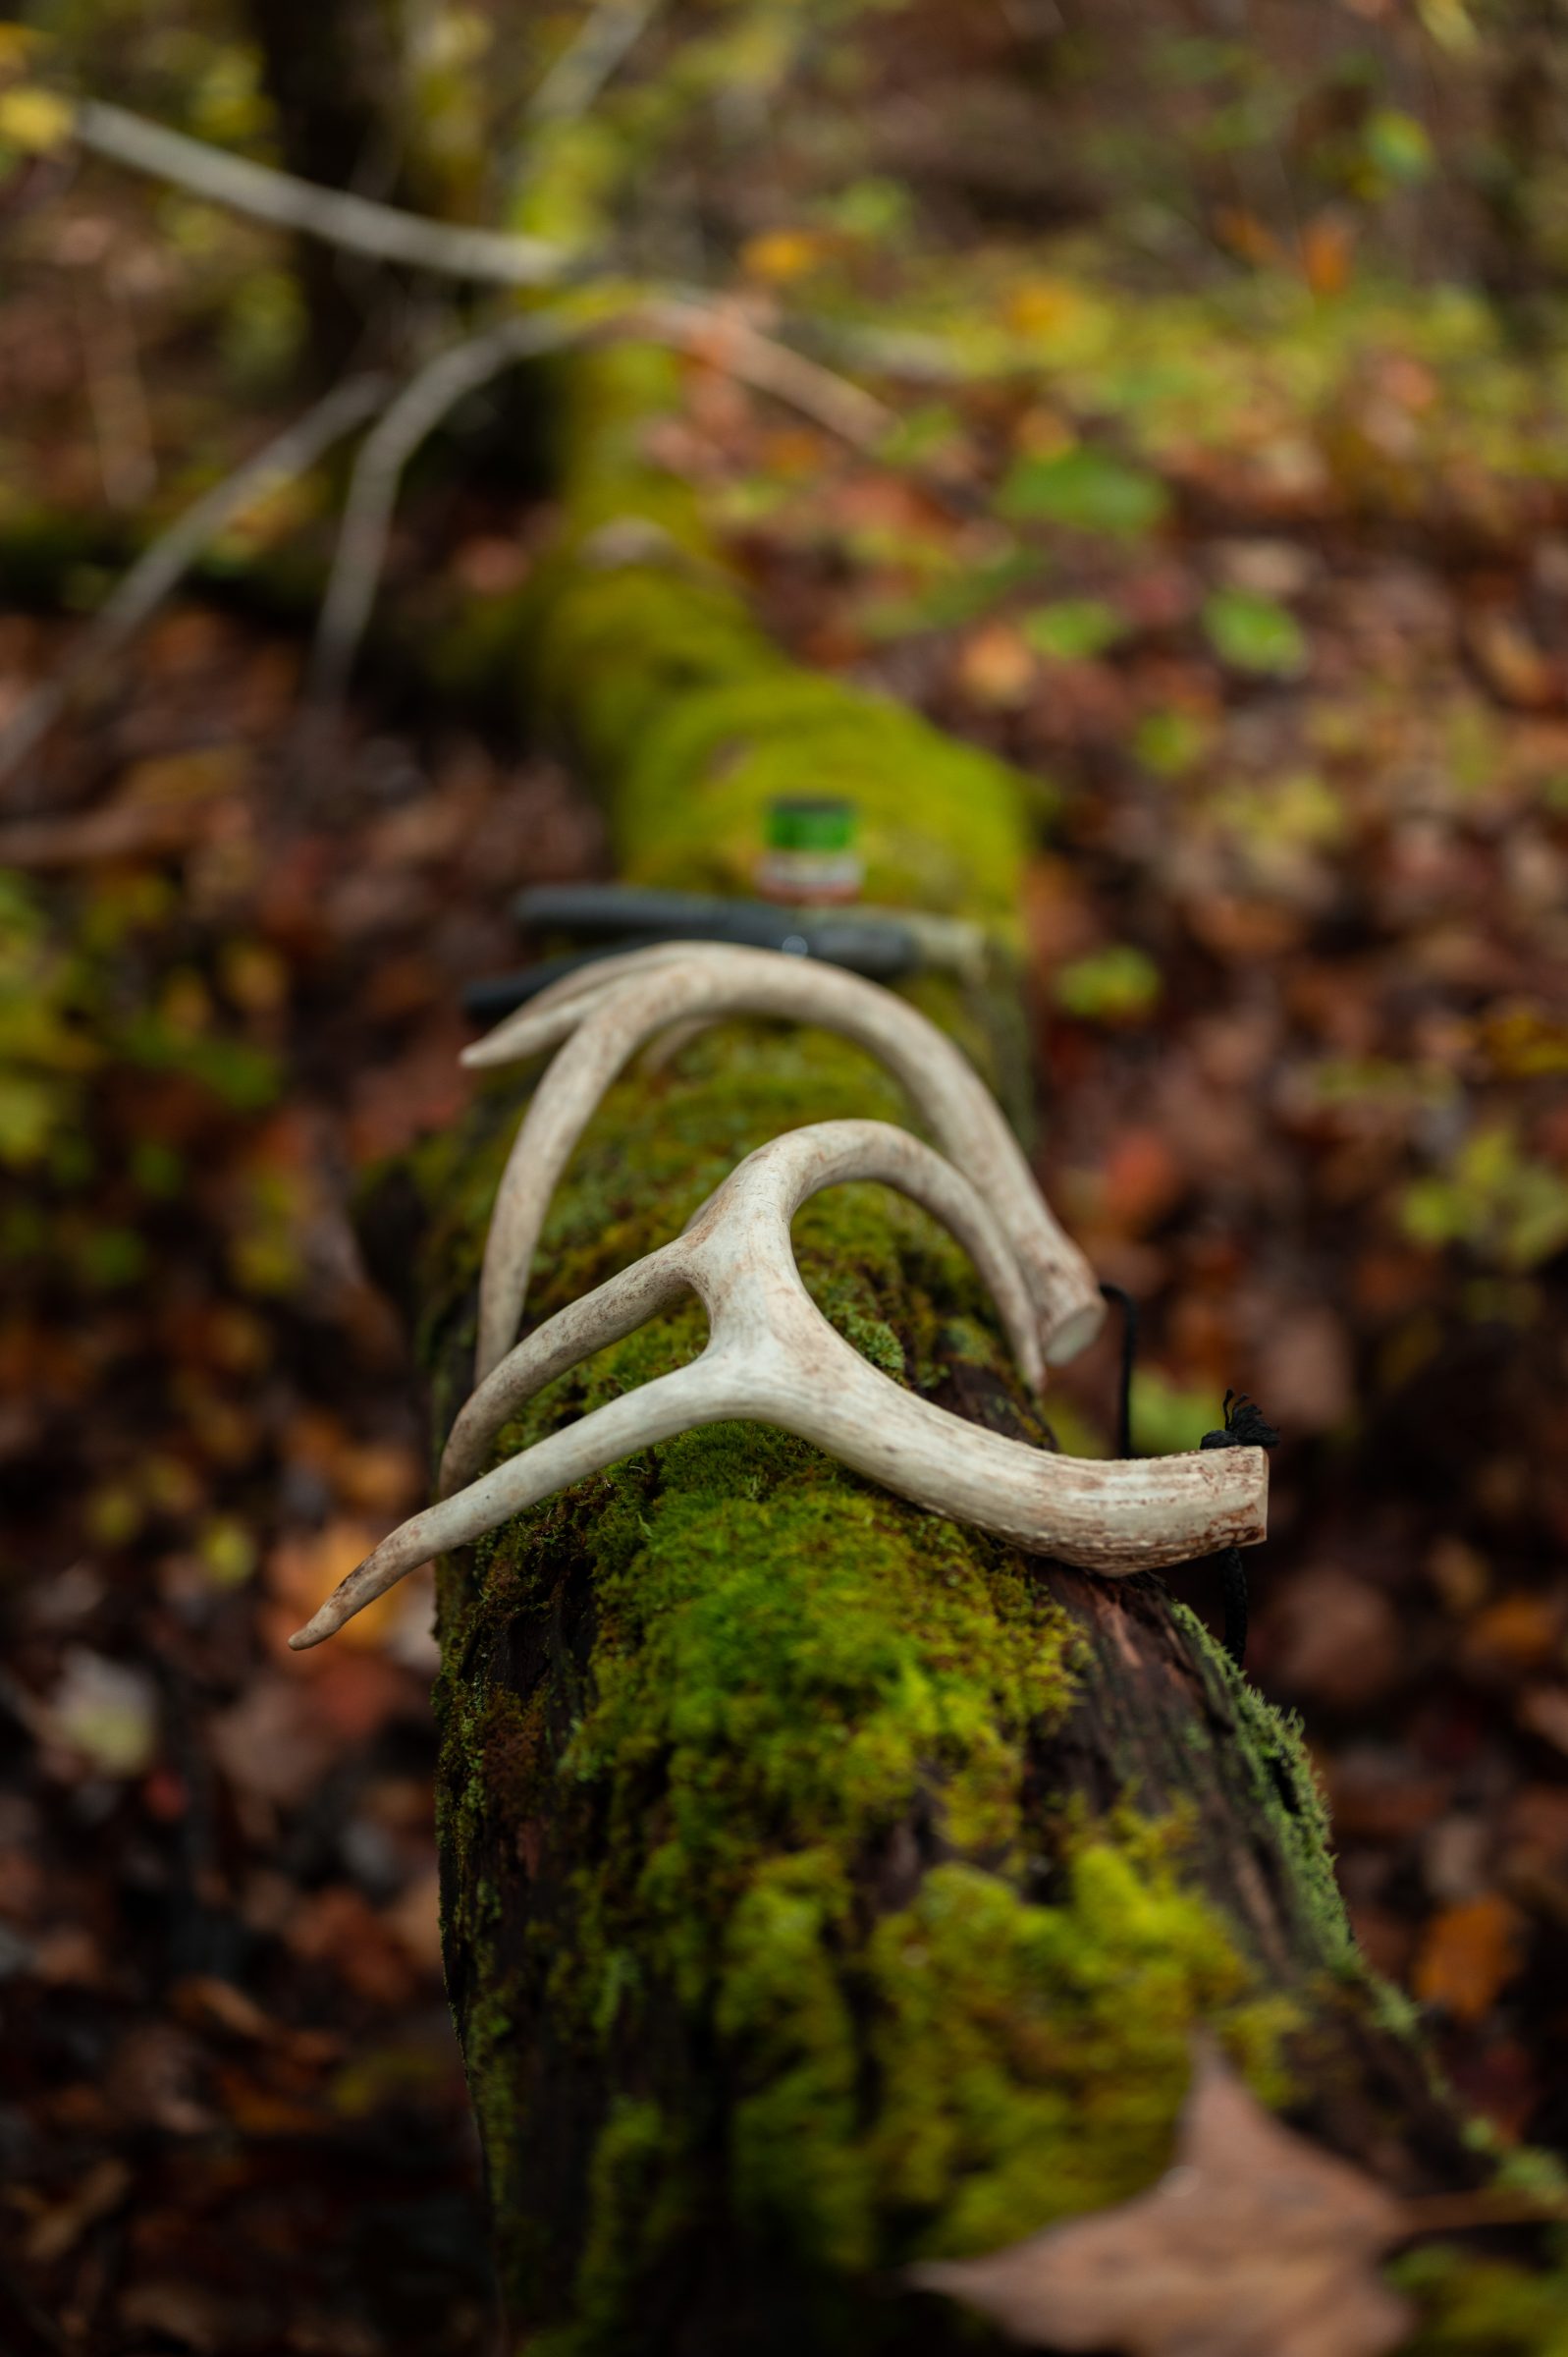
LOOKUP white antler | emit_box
[289,1121,1266,1650]
[460,943,1106,1385]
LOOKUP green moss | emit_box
[863,1846,1298,2261]
[412,337,1398,2352]
[613,670,1029,933]
[1392,2248,1568,2355]
[1168,1600,1355,1971]
[510,342,1032,941]
[417,1016,1336,2348]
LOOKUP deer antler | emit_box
[460,942,1105,1385]
[289,1120,1266,1650]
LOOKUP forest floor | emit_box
[4,116,1568,2357]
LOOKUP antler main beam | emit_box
[460,942,1106,1385]
[290,1122,1266,1650]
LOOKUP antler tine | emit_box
[290,1122,1265,1651]
[439,1235,695,1496]
[462,943,1104,1385]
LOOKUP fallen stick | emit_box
[75,98,577,288]
[310,299,892,702]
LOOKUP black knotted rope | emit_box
[1098,1287,1278,1670]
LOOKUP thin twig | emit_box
[75,99,578,289]
[72,102,908,439]
[311,296,894,704]
[0,372,388,786]
[310,314,588,703]
[527,0,665,124]
[638,295,894,447]
[1395,2189,1568,2237]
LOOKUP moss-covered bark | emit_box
[376,348,1557,2352]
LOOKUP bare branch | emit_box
[637,295,895,448]
[310,313,589,703]
[0,372,389,787]
[527,0,665,124]
[311,297,892,703]
[74,99,579,288]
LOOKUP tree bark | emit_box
[248,0,401,376]
[373,348,1525,2354]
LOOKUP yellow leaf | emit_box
[740,228,832,284]
[1417,0,1478,51]
[1004,279,1087,337]
[0,26,46,75]
[0,84,73,154]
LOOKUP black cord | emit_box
[1098,1281,1138,1460]
[1199,1393,1280,1672]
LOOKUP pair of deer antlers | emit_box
[290,945,1268,1651]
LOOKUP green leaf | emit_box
[1021,598,1125,660]
[1364,109,1433,187]
[1052,946,1162,1023]
[1129,1370,1220,1455]
[1134,709,1209,776]
[1202,588,1308,677]
[998,445,1169,537]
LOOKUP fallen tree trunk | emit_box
[367,349,1528,2354]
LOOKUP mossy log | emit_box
[372,352,1530,2354]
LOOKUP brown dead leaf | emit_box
[265,1519,406,1654]
[286,1886,421,2007]
[1519,1685,1568,1758]
[23,2155,132,2267]
[1462,1593,1564,1676]
[957,622,1036,709]
[1100,1127,1187,1237]
[1270,1567,1404,1709]
[118,2280,235,2353]
[1254,1303,1353,1433]
[909,2042,1412,2357]
[208,1674,343,1808]
[1465,610,1560,711]
[1301,212,1355,298]
[1413,1895,1526,2023]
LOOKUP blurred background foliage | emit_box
[2,2,1568,2351]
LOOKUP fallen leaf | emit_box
[1301,212,1356,297]
[118,2281,234,2353]
[956,622,1037,708]
[1519,1686,1568,1757]
[208,1674,343,1808]
[909,2042,1413,2357]
[1465,611,1559,711]
[23,2156,132,2267]
[1412,1895,1526,2024]
[1462,1593,1564,1676]
[1254,1303,1354,1433]
[264,1518,406,1653]
[43,1648,159,1779]
[1271,1567,1405,1709]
